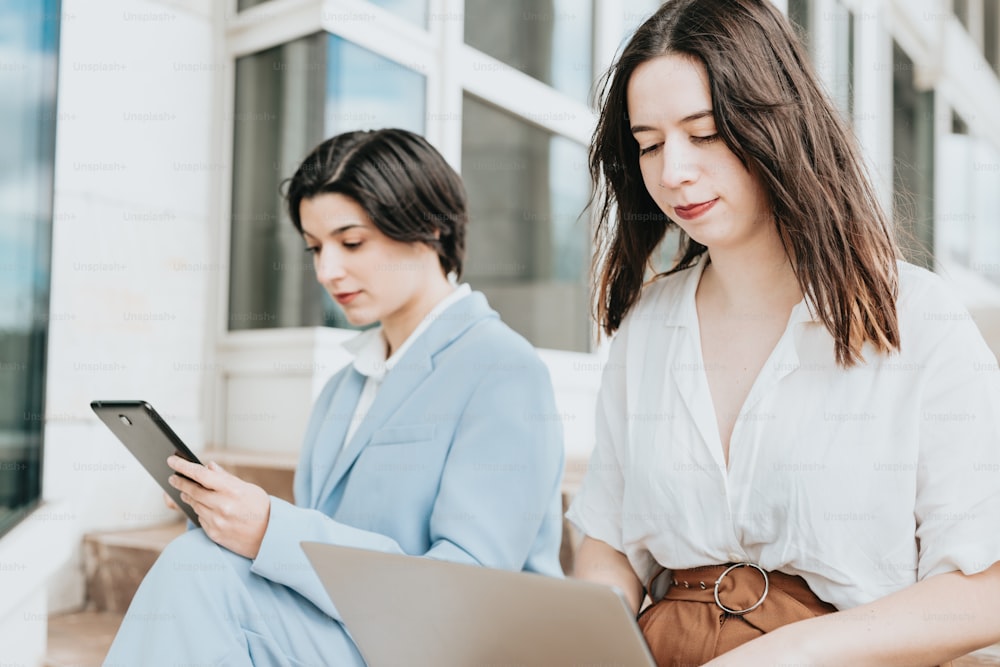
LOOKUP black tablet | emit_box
[90,400,203,527]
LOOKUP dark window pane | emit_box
[788,0,812,49]
[891,42,935,269]
[237,0,272,11]
[229,35,426,331]
[0,0,60,538]
[985,0,998,75]
[954,0,970,31]
[464,0,594,102]
[462,96,591,352]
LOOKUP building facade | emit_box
[0,0,998,664]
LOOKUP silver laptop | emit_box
[301,542,657,667]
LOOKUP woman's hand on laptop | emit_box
[166,455,271,560]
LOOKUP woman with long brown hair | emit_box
[567,1,1000,665]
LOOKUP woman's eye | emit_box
[639,143,662,157]
[343,241,363,249]
[691,133,720,145]
[304,246,320,255]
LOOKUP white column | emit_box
[852,2,895,214]
[427,0,464,169]
[810,0,836,90]
[593,0,625,73]
[968,0,985,49]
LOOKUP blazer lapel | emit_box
[315,292,497,503]
[308,369,365,508]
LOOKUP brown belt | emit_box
[638,563,954,667]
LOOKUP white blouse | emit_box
[566,256,1000,610]
[340,283,472,446]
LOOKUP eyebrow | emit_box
[630,109,714,134]
[302,223,364,240]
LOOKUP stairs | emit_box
[44,449,297,666]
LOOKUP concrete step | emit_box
[47,450,299,666]
[79,448,296,616]
[83,520,186,614]
[44,610,123,667]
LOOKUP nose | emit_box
[313,246,346,285]
[659,140,698,189]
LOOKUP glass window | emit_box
[830,2,854,122]
[939,128,1000,282]
[985,0,998,76]
[954,0,970,31]
[0,0,60,538]
[464,0,594,102]
[620,0,661,42]
[969,140,1000,282]
[891,42,935,269]
[237,0,271,11]
[229,35,426,332]
[788,0,812,48]
[462,95,591,352]
[368,0,428,28]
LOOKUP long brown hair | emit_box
[591,0,900,366]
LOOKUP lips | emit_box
[673,198,718,221]
[334,291,361,305]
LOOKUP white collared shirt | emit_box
[567,255,1000,610]
[340,284,472,445]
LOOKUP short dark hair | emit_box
[285,128,468,278]
[591,0,899,366]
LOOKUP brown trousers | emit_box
[637,564,953,667]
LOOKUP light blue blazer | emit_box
[251,291,565,619]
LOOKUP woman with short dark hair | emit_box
[105,128,565,665]
[568,1,1000,665]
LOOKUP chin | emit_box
[342,311,376,327]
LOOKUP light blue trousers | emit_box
[103,529,367,666]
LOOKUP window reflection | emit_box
[237,0,271,11]
[229,34,426,331]
[464,0,594,102]
[369,0,428,28]
[0,0,60,538]
[939,125,1000,282]
[892,42,935,270]
[462,95,591,352]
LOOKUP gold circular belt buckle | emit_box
[713,562,769,615]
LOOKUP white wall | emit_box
[39,0,220,615]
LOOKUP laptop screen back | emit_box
[301,542,656,667]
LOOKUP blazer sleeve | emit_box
[423,352,564,570]
[250,345,564,619]
[251,498,409,620]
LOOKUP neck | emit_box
[381,276,456,357]
[698,236,802,313]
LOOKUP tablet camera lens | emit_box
[119,415,132,426]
